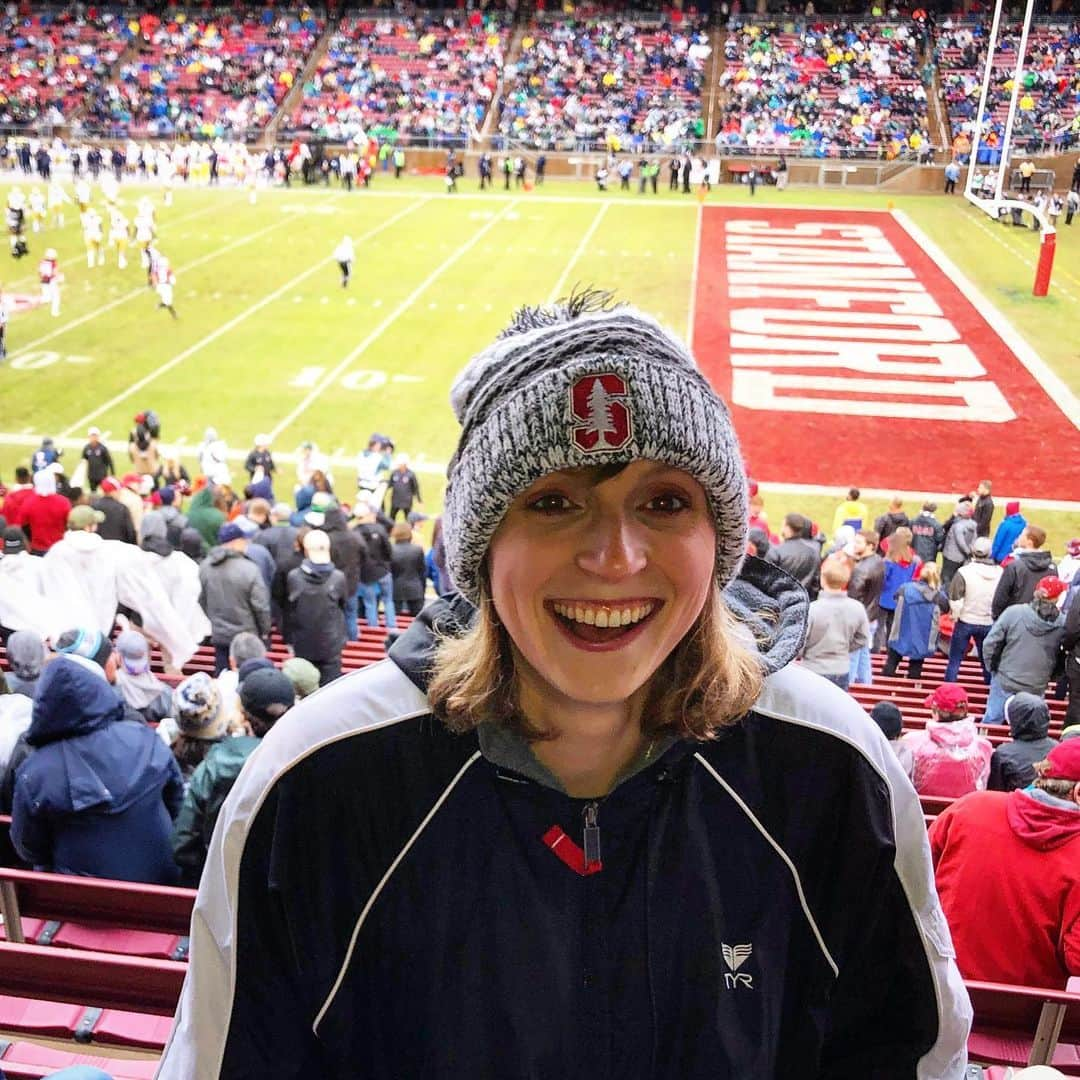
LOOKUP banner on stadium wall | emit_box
[692,206,1080,502]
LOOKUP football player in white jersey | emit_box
[75,178,92,213]
[28,187,46,233]
[107,206,131,269]
[38,247,61,316]
[47,179,71,227]
[82,207,105,267]
[153,253,177,318]
[100,171,119,207]
[134,200,157,280]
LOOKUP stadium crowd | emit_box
[286,11,510,145]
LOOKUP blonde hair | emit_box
[820,554,852,590]
[428,575,764,742]
[918,562,941,589]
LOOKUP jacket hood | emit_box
[967,560,999,578]
[1007,788,1080,850]
[389,556,809,693]
[926,718,978,749]
[142,533,173,557]
[28,656,123,746]
[1027,602,1065,631]
[322,507,349,533]
[1004,692,1052,741]
[64,530,102,554]
[301,559,334,579]
[207,545,245,566]
[1017,549,1053,572]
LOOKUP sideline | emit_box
[545,202,610,304]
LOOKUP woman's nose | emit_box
[575,515,648,580]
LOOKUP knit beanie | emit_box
[870,701,904,741]
[442,294,748,604]
[282,657,321,699]
[174,672,225,739]
[54,627,113,669]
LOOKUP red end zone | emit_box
[692,206,1079,502]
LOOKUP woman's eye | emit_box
[645,492,691,514]
[527,493,575,514]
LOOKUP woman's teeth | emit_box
[551,602,655,629]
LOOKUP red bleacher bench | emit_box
[968,978,1080,1072]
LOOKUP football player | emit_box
[134,200,157,278]
[153,253,177,318]
[28,187,46,233]
[47,179,71,227]
[38,247,61,317]
[7,187,28,259]
[107,205,130,269]
[82,207,105,268]
[75,178,92,213]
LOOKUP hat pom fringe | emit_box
[499,286,620,340]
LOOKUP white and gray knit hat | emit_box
[443,294,748,604]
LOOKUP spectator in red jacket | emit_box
[0,468,34,528]
[929,739,1080,989]
[21,468,72,554]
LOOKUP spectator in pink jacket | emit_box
[899,684,992,797]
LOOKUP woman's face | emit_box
[488,460,716,717]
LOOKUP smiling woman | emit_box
[158,293,973,1080]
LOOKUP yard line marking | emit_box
[268,201,520,442]
[686,202,703,346]
[546,202,609,305]
[965,213,1080,304]
[8,214,299,361]
[59,199,428,438]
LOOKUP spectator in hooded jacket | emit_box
[765,513,820,599]
[899,684,992,797]
[172,667,295,887]
[944,536,1002,684]
[991,525,1058,619]
[352,500,397,630]
[940,500,976,590]
[878,526,921,646]
[0,670,32,780]
[199,522,271,675]
[318,496,365,641]
[848,528,885,675]
[10,655,183,883]
[3,629,45,698]
[930,739,1080,990]
[883,562,949,679]
[991,500,1027,564]
[988,693,1059,792]
[1066,583,1080,730]
[21,467,71,554]
[113,629,173,724]
[908,502,944,566]
[285,530,347,686]
[983,577,1068,726]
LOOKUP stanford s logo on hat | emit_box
[569,373,632,453]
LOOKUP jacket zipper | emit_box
[583,801,601,869]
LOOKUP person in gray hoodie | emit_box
[988,692,1059,792]
[198,522,271,675]
[944,536,1003,683]
[983,576,1067,725]
[940,501,977,590]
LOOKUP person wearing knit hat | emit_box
[113,629,174,724]
[157,295,970,1078]
[172,673,226,755]
[281,656,320,699]
[929,731,1080,991]
[172,667,294,886]
[870,700,914,777]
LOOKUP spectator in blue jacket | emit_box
[991,500,1027,564]
[883,562,949,679]
[10,655,183,883]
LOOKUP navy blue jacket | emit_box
[158,562,971,1079]
[11,656,184,883]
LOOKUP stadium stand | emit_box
[285,12,510,145]
[80,9,323,139]
[716,19,932,159]
[0,8,130,128]
[938,19,1080,159]
[496,14,710,153]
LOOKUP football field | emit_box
[1,175,1077,545]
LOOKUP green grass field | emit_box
[1,174,1077,549]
